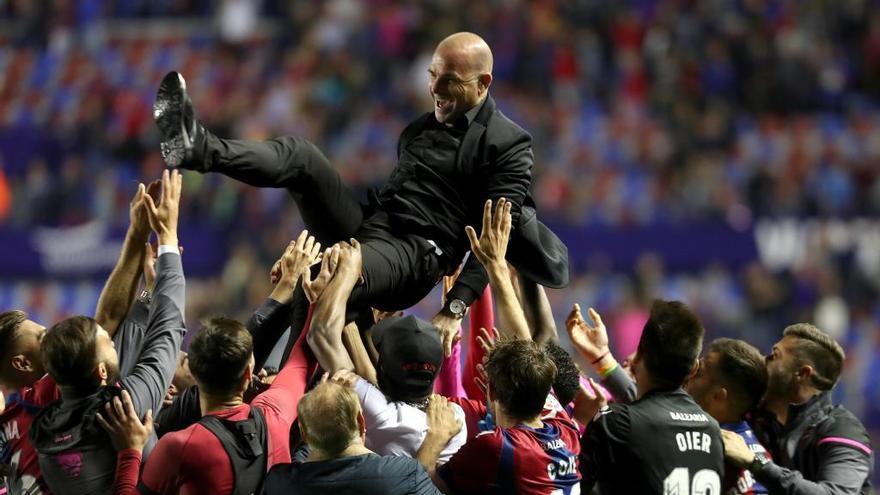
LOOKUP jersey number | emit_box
[663,467,721,495]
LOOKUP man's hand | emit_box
[142,170,183,246]
[431,312,461,358]
[465,198,512,268]
[566,304,610,364]
[96,390,154,452]
[334,239,363,285]
[302,246,340,304]
[329,369,360,388]
[571,377,608,425]
[474,327,496,397]
[270,231,322,303]
[372,309,403,324]
[721,430,757,468]
[417,394,462,471]
[129,180,160,241]
[426,394,462,440]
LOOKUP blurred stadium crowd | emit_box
[0,0,877,453]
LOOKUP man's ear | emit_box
[10,355,33,373]
[96,362,109,382]
[713,386,728,403]
[796,364,814,384]
[357,409,366,436]
[479,73,493,93]
[241,360,255,390]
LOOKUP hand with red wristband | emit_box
[565,304,617,376]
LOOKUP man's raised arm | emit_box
[465,198,530,342]
[306,241,360,373]
[249,232,321,370]
[120,170,187,417]
[95,180,159,337]
[434,130,534,354]
[566,305,636,403]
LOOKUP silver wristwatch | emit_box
[446,298,468,318]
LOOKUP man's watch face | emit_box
[449,299,466,317]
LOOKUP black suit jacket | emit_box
[394,95,569,305]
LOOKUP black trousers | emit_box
[202,132,446,313]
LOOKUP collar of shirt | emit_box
[431,96,487,131]
[785,390,832,429]
[463,97,486,126]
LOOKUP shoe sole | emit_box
[154,72,193,168]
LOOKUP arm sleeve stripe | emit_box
[817,436,872,455]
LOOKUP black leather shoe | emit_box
[154,71,206,170]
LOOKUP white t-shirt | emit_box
[355,378,467,464]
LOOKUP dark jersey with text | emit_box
[580,388,724,494]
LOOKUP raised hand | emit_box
[332,239,363,287]
[571,377,608,425]
[270,231,321,303]
[465,198,513,267]
[282,231,322,285]
[129,180,161,241]
[565,304,609,364]
[474,327,496,397]
[96,390,154,452]
[303,246,340,304]
[142,169,183,245]
[431,314,461,359]
[416,393,464,471]
[425,394,462,442]
[328,369,360,388]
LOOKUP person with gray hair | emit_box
[262,381,447,495]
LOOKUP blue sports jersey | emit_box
[721,421,770,494]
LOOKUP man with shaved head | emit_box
[152,32,568,353]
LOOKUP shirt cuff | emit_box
[158,245,179,257]
[753,460,782,485]
[256,298,285,316]
[446,283,481,307]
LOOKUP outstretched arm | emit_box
[416,395,463,473]
[722,430,872,495]
[121,170,187,416]
[342,322,378,385]
[95,181,159,337]
[306,242,359,373]
[518,274,558,345]
[465,198,530,341]
[249,232,321,370]
[566,305,636,403]
[250,231,323,425]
